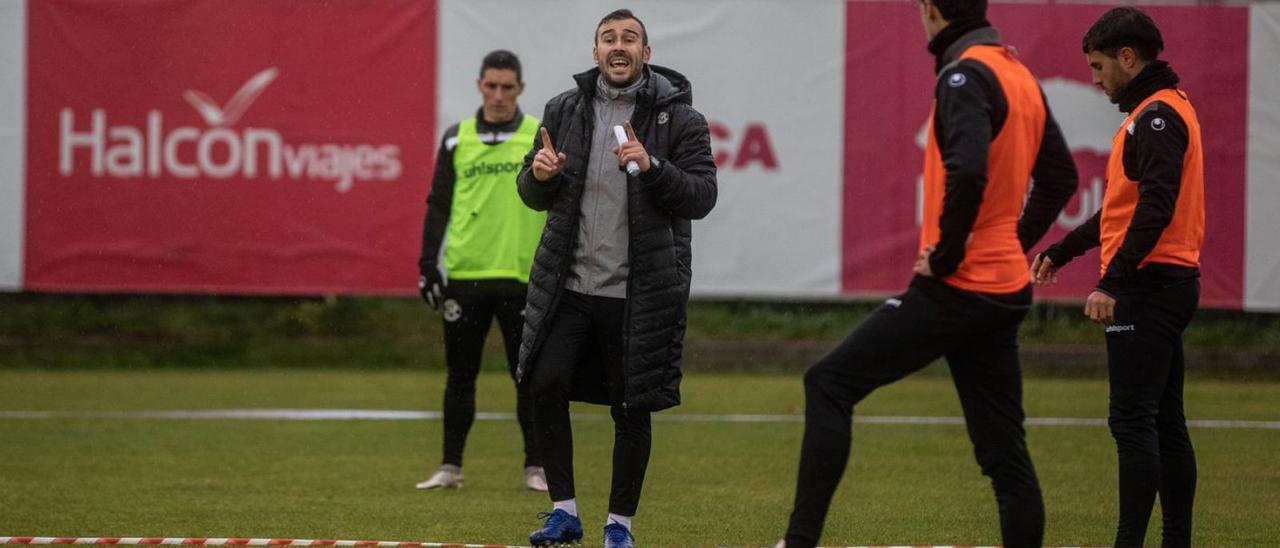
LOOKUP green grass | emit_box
[4,294,1280,372]
[0,294,445,369]
[688,299,1280,347]
[1,370,1278,546]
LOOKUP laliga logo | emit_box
[58,67,402,193]
[914,77,1125,230]
[708,121,778,170]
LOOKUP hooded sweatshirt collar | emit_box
[1114,60,1180,113]
[928,19,999,73]
[597,72,646,102]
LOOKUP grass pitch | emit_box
[1,369,1278,546]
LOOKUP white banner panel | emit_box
[0,0,24,291]
[439,0,845,298]
[1247,3,1280,312]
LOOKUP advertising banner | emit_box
[0,0,23,290]
[843,2,1248,308]
[25,0,437,294]
[1246,4,1280,312]
[3,0,1275,310]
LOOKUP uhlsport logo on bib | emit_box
[462,161,523,179]
[57,67,403,193]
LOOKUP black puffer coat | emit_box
[515,64,717,412]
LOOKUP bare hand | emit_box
[612,120,651,173]
[532,127,567,182]
[1084,290,1116,325]
[913,245,935,277]
[1030,253,1060,287]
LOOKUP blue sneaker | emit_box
[602,523,633,548]
[529,509,583,546]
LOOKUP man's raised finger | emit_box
[540,127,556,154]
[624,120,638,143]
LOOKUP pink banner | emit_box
[25,0,437,295]
[842,2,1247,308]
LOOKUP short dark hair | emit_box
[595,8,647,47]
[1082,6,1164,61]
[927,0,986,22]
[479,49,522,83]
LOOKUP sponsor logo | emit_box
[184,67,278,127]
[57,67,403,193]
[708,121,778,170]
[443,299,462,322]
[885,297,903,308]
[1105,324,1136,333]
[657,111,670,125]
[461,161,523,179]
[947,72,966,87]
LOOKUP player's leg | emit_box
[947,305,1043,548]
[784,278,964,548]
[591,293,643,547]
[1107,290,1177,547]
[1155,280,1199,547]
[495,281,544,490]
[418,281,494,489]
[527,291,592,545]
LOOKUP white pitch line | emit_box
[0,409,1278,430]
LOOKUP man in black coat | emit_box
[516,8,717,548]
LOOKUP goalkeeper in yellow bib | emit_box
[415,50,546,492]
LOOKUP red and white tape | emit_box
[0,538,516,548]
[0,539,1077,548]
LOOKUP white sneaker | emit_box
[415,465,463,489]
[524,465,549,492]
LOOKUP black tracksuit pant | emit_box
[786,276,1043,548]
[440,279,537,468]
[1107,278,1199,547]
[527,290,651,517]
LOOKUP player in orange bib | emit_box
[778,0,1078,546]
[1031,7,1203,547]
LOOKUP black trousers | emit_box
[528,290,651,516]
[1107,279,1199,548]
[440,279,537,468]
[786,276,1043,548]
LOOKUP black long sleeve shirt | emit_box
[417,108,526,274]
[1041,62,1199,294]
[925,24,1079,278]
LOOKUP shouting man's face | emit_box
[594,17,650,87]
